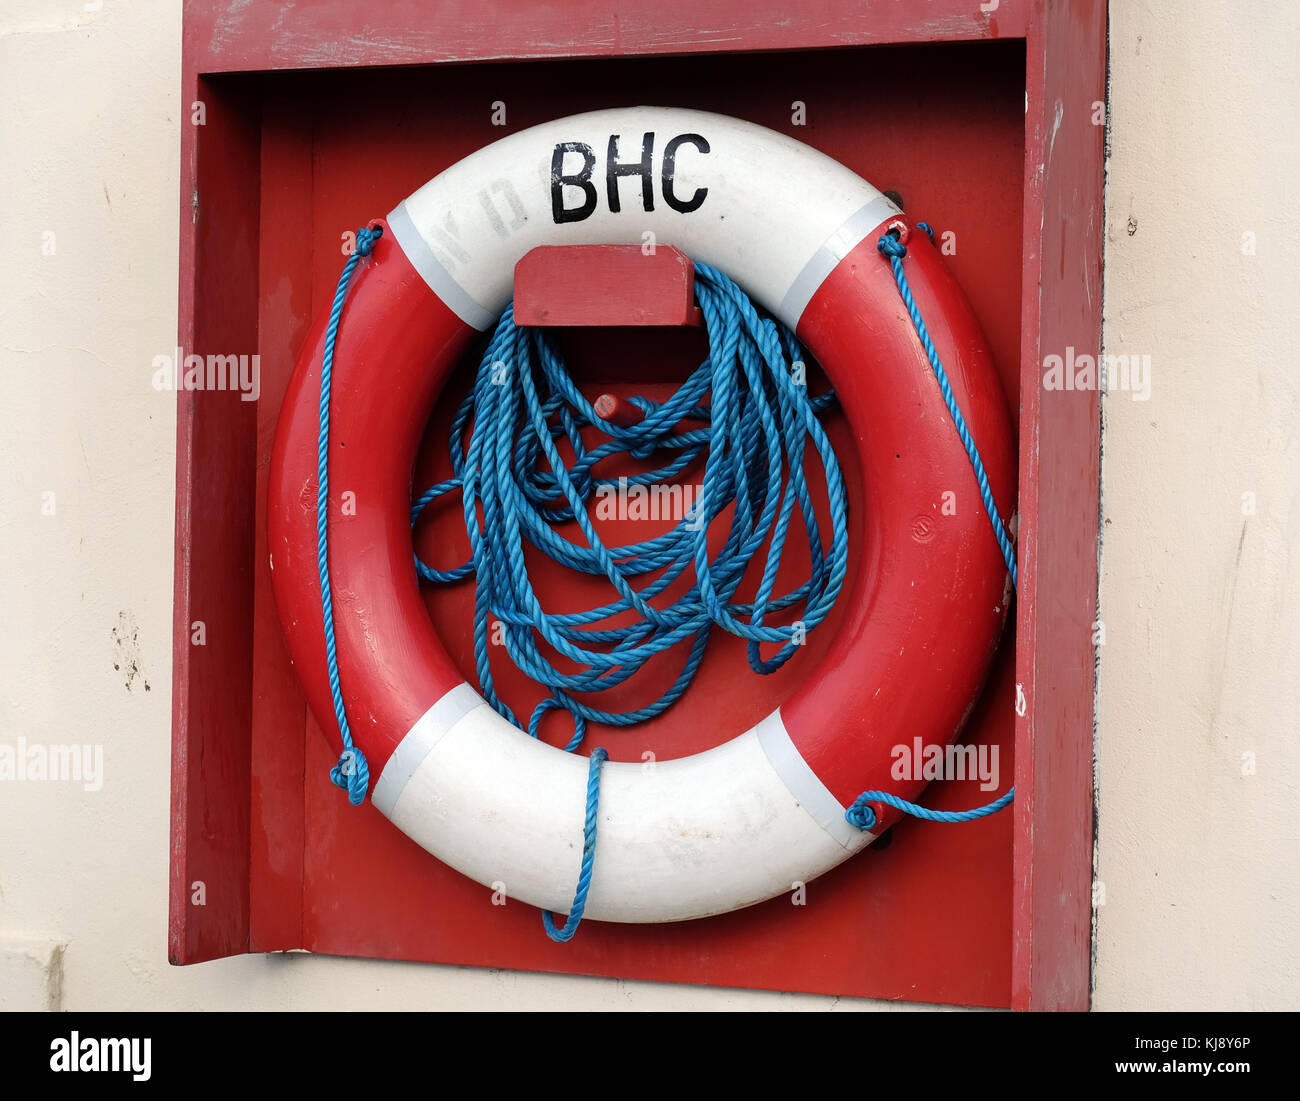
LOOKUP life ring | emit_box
[268,107,1015,924]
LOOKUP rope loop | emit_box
[542,747,609,943]
[843,231,1019,832]
[529,696,587,752]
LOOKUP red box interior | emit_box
[188,38,1029,1006]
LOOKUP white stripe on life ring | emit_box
[372,685,873,923]
[387,107,898,331]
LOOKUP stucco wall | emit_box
[0,0,1294,1010]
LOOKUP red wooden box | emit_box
[170,0,1105,1009]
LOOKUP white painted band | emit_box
[375,685,872,923]
[754,710,864,849]
[778,195,902,325]
[371,682,482,817]
[386,202,498,332]
[389,107,898,331]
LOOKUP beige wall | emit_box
[0,0,1295,1010]
[1094,0,1300,1010]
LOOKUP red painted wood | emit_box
[182,0,1029,74]
[515,246,702,327]
[247,98,316,954]
[168,75,261,965]
[1010,0,1106,1012]
[179,40,1027,1002]
[171,0,1103,1010]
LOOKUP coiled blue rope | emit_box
[413,262,848,740]
[844,225,1017,833]
[416,261,847,940]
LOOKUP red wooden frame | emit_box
[171,0,1105,1010]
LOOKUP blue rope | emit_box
[413,262,848,738]
[541,747,609,942]
[846,786,1015,830]
[877,231,1017,586]
[845,227,1018,833]
[316,225,383,806]
[415,261,847,940]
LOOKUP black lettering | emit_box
[662,133,710,213]
[606,132,655,214]
[551,142,598,223]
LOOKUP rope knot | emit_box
[845,796,878,831]
[877,233,907,259]
[330,746,371,806]
[355,225,383,257]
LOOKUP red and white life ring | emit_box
[268,107,1015,924]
